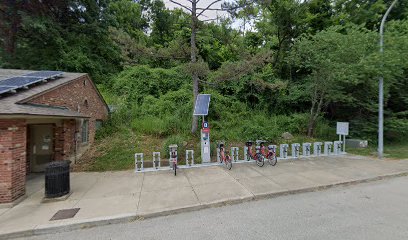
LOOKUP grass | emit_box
[75,129,203,171]
[74,129,338,172]
[75,124,407,172]
[347,142,408,159]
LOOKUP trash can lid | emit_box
[46,160,71,168]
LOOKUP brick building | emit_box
[0,69,109,204]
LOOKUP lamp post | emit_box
[378,0,398,159]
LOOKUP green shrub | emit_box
[112,65,190,104]
[385,117,408,142]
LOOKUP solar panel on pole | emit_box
[193,94,211,116]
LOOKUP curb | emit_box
[2,171,407,240]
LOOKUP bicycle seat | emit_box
[256,140,266,145]
[217,141,225,148]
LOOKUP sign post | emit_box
[336,122,349,153]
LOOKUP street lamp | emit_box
[378,0,398,159]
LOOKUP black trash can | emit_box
[45,160,71,198]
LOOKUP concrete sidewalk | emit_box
[1,154,408,239]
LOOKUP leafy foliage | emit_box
[1,0,408,144]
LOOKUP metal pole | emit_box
[378,0,398,159]
[343,135,346,153]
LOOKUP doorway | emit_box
[29,124,55,172]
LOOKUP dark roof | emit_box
[0,69,105,118]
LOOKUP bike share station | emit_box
[135,94,221,173]
[134,94,349,172]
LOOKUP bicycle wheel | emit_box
[174,163,177,176]
[268,154,277,166]
[226,155,232,170]
[256,154,265,167]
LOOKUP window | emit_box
[81,120,89,143]
[84,99,89,109]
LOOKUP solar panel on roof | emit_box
[23,71,63,79]
[0,76,43,87]
[193,94,211,116]
[0,70,64,95]
[0,86,15,94]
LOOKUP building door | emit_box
[29,125,54,172]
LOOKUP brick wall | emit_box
[0,119,26,203]
[27,75,108,146]
[0,75,108,204]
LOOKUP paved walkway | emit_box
[0,154,407,239]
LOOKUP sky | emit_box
[163,0,230,21]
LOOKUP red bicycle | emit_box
[218,142,232,170]
[246,141,264,167]
[257,140,277,166]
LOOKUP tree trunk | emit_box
[307,116,316,137]
[191,0,199,134]
[307,90,324,137]
[307,106,315,137]
[1,2,20,58]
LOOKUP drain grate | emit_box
[50,208,80,221]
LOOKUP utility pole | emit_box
[378,0,398,159]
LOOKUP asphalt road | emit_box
[20,176,408,240]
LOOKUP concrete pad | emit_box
[389,161,408,171]
[142,171,190,192]
[247,164,290,176]
[138,186,199,214]
[73,194,139,220]
[237,176,288,195]
[0,200,77,235]
[319,158,352,168]
[0,208,8,216]
[351,163,396,174]
[224,164,263,179]
[2,155,408,239]
[102,170,138,178]
[299,170,346,185]
[267,173,319,190]
[25,174,44,196]
[18,189,44,206]
[282,161,320,171]
[185,166,232,186]
[83,175,143,199]
[192,180,252,204]
[69,173,101,200]
[306,159,345,170]
[329,166,389,180]
[343,159,406,175]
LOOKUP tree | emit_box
[0,0,123,83]
[169,0,229,133]
[291,25,379,137]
